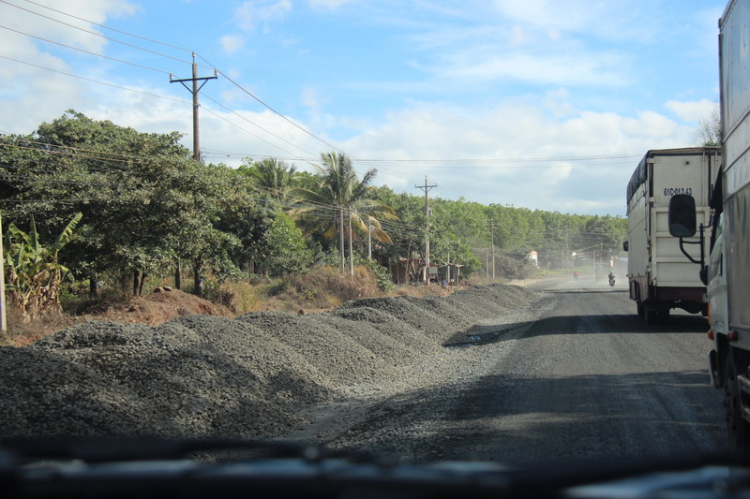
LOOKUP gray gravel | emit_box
[0,284,540,440]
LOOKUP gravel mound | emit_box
[331,307,439,354]
[236,312,393,385]
[0,284,540,439]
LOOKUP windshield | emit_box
[0,0,732,479]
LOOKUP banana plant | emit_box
[3,212,82,321]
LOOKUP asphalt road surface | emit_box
[321,277,728,466]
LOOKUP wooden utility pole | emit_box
[170,52,218,161]
[170,53,217,291]
[415,176,437,283]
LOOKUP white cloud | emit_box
[542,88,576,118]
[301,87,320,111]
[0,0,137,54]
[664,98,717,123]
[0,0,137,133]
[220,34,245,53]
[339,100,693,214]
[491,0,657,42]
[235,0,292,32]
[437,51,631,87]
[309,0,354,9]
[509,25,526,46]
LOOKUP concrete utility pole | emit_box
[348,208,354,276]
[447,249,451,284]
[415,176,437,283]
[339,206,345,274]
[0,214,6,332]
[170,52,218,161]
[489,219,496,279]
[367,217,372,261]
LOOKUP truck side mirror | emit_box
[623,241,629,252]
[668,194,697,237]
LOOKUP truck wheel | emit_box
[637,302,644,317]
[657,309,670,324]
[644,305,657,325]
[724,352,750,451]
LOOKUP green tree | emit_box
[0,111,243,296]
[263,212,312,276]
[289,152,397,273]
[238,157,298,201]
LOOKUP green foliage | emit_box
[372,186,626,279]
[0,112,629,295]
[361,257,394,293]
[288,151,398,257]
[4,212,82,321]
[264,212,312,276]
[0,112,250,294]
[238,157,298,202]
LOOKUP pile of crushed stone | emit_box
[0,284,539,439]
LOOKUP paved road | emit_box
[325,277,728,465]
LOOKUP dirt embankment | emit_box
[0,284,540,439]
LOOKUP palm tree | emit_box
[246,158,298,201]
[289,151,397,274]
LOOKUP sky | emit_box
[0,0,727,216]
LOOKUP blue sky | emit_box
[0,0,727,215]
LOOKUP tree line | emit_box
[0,111,626,318]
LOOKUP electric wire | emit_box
[21,0,194,53]
[0,24,171,74]
[0,0,196,66]
[201,93,319,158]
[0,55,191,105]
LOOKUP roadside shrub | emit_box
[361,258,394,293]
[202,280,263,314]
[495,254,535,280]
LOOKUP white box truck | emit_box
[668,0,750,450]
[625,147,720,324]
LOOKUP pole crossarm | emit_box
[168,52,218,161]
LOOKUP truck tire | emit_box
[644,304,658,325]
[725,351,750,451]
[657,309,670,324]
[636,302,644,317]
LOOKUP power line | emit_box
[0,55,191,105]
[0,24,170,74]
[350,154,639,164]
[0,0,196,65]
[195,53,343,153]
[201,93,319,158]
[21,0,194,53]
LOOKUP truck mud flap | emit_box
[737,374,750,424]
[709,350,720,389]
